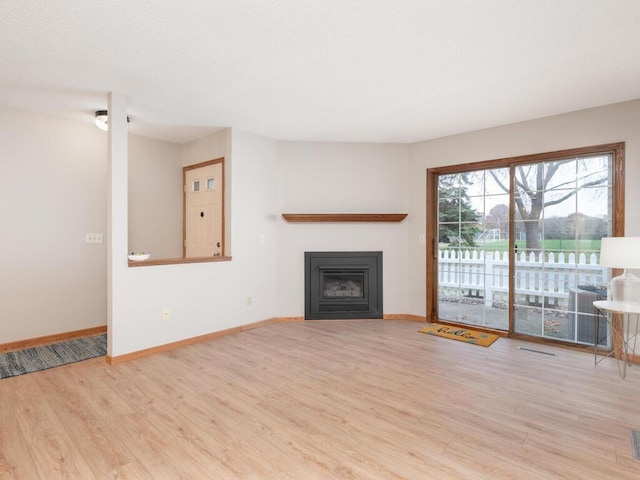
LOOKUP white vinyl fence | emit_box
[438,250,608,307]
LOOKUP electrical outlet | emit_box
[246,296,252,306]
[162,308,170,320]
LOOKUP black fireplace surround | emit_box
[305,251,383,320]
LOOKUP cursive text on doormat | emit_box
[418,324,499,347]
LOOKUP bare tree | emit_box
[483,203,509,237]
[489,158,608,251]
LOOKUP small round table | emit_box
[592,300,640,378]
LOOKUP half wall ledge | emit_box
[281,213,408,223]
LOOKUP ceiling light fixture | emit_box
[94,110,130,131]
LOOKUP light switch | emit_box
[86,233,103,244]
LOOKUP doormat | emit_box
[0,334,107,379]
[418,324,499,347]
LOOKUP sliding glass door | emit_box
[427,143,623,346]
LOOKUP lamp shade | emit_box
[599,237,640,269]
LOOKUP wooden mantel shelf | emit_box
[282,213,408,223]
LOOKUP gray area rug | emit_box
[0,334,107,379]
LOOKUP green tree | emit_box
[543,216,573,240]
[483,203,509,238]
[438,182,481,247]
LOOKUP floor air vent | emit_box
[517,347,558,357]
[631,430,640,459]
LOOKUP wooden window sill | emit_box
[128,256,232,267]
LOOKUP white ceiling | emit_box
[1,0,639,144]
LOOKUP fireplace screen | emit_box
[305,251,382,320]
[323,272,364,298]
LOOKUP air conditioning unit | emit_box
[568,286,608,346]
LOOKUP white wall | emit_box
[407,99,640,316]
[109,128,279,356]
[128,135,182,258]
[0,106,107,343]
[275,141,411,317]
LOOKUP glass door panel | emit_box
[513,156,612,344]
[437,168,510,330]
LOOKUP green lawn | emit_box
[440,239,602,255]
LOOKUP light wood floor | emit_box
[1,320,640,479]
